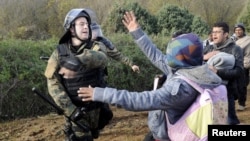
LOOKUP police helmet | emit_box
[91,22,103,39]
[59,8,92,44]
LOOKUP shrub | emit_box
[103,2,157,35]
[156,4,194,36]
[0,39,57,121]
[0,35,164,121]
[191,16,210,36]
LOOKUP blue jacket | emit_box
[93,28,222,140]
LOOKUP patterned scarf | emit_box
[166,33,203,69]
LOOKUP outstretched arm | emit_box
[123,11,168,73]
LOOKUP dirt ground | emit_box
[1,93,250,141]
[0,105,149,141]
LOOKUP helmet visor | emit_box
[91,23,103,39]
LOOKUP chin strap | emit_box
[74,25,93,46]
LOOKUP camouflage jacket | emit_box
[106,46,134,67]
[94,37,134,67]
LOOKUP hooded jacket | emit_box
[91,28,222,140]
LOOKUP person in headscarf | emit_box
[77,11,224,141]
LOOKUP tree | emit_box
[239,0,250,33]
[102,2,157,35]
[0,0,248,39]
[191,0,247,31]
[156,4,194,35]
[191,16,210,36]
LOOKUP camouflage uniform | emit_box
[106,44,134,66]
[90,23,134,67]
[44,41,107,139]
[44,8,109,141]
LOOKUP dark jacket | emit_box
[203,38,244,99]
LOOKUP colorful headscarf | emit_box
[166,33,203,68]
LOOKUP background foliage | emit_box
[0,35,163,121]
[1,0,250,120]
[0,39,57,120]
[0,0,249,40]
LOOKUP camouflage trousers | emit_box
[64,108,100,141]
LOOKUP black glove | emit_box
[70,107,87,122]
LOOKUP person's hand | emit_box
[78,86,94,102]
[122,11,140,32]
[131,65,140,73]
[58,67,77,79]
[203,51,220,61]
[154,74,164,79]
[155,74,166,86]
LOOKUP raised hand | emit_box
[122,11,140,32]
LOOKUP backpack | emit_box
[165,75,228,141]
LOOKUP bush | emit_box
[106,33,162,91]
[0,38,57,121]
[0,34,165,121]
[191,16,210,36]
[103,2,157,35]
[156,4,194,36]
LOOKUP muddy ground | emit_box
[1,94,250,141]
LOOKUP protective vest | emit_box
[57,43,106,107]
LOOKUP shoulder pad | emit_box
[57,44,69,57]
[92,43,101,51]
[92,41,107,53]
[44,55,58,78]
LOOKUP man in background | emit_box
[203,22,244,125]
[234,23,250,111]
